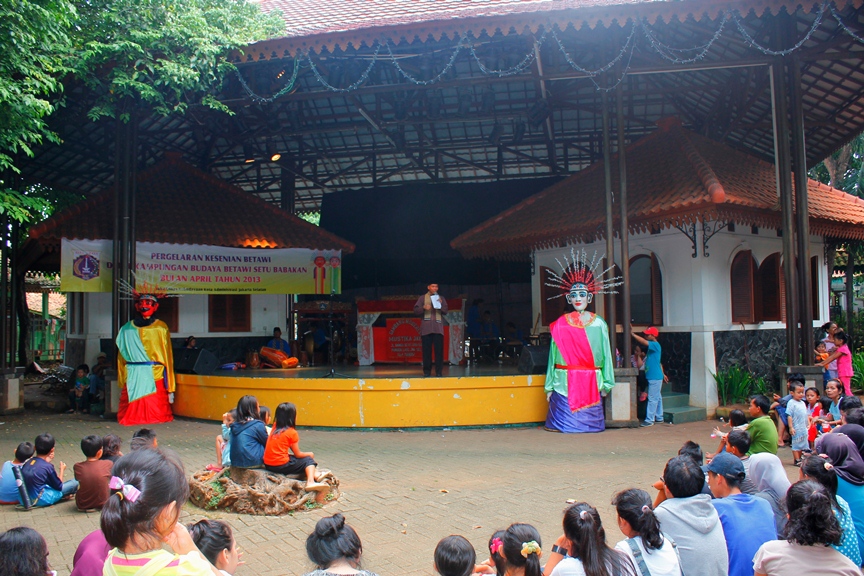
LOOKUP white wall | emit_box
[77,293,288,361]
[532,226,828,413]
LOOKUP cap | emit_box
[706,452,745,480]
[97,352,107,359]
[643,327,659,337]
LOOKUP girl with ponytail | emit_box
[543,503,635,576]
[612,489,682,576]
[101,449,219,575]
[303,514,377,576]
[754,480,860,575]
[499,524,542,576]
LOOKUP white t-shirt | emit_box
[753,540,861,575]
[614,536,683,576]
[549,557,586,576]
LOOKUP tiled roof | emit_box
[251,0,834,57]
[450,118,864,259]
[29,152,355,253]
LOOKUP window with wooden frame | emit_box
[208,295,251,332]
[756,253,785,322]
[155,297,179,334]
[730,250,756,323]
[629,254,663,326]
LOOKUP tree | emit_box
[70,0,283,121]
[0,0,76,221]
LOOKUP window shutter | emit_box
[651,253,663,326]
[731,251,755,323]
[156,297,180,333]
[758,253,782,322]
[779,263,786,323]
[228,295,251,332]
[209,295,229,332]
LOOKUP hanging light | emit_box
[488,124,502,145]
[243,143,256,164]
[267,141,282,163]
[513,121,526,144]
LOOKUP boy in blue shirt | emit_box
[632,327,664,426]
[0,442,34,504]
[20,433,79,506]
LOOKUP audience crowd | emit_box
[4,384,864,576]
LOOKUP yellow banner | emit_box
[61,239,342,295]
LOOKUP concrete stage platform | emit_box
[174,363,549,428]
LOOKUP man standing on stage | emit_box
[414,283,448,377]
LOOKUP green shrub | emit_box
[852,353,864,393]
[712,364,771,406]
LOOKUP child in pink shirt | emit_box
[819,331,854,396]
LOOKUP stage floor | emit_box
[202,362,525,379]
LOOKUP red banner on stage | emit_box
[372,319,450,363]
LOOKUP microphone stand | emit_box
[320,288,347,378]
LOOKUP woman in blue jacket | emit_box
[229,395,268,468]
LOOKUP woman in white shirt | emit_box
[612,489,683,576]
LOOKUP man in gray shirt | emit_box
[413,283,448,377]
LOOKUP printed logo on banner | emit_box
[72,251,100,281]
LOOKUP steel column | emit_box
[790,58,814,363]
[617,82,632,361]
[601,90,617,351]
[770,61,800,364]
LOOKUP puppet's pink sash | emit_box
[551,315,601,413]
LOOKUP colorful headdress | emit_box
[545,248,623,300]
[118,271,181,301]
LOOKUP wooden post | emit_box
[616,81,632,362]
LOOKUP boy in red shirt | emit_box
[73,434,114,510]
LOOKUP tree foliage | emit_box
[809,134,864,196]
[0,0,283,222]
[70,0,283,121]
[0,0,76,221]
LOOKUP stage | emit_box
[173,363,550,428]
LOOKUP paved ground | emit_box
[0,411,799,576]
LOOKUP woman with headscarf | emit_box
[816,432,864,559]
[749,452,791,535]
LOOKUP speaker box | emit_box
[173,348,219,375]
[518,345,550,374]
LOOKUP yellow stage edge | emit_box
[173,373,548,428]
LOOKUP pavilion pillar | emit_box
[616,82,632,362]
[0,214,8,371]
[281,163,297,342]
[790,58,814,363]
[770,60,800,365]
[601,90,617,353]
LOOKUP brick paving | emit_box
[0,412,798,576]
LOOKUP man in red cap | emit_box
[632,326,663,427]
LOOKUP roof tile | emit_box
[450,123,864,259]
[29,154,355,253]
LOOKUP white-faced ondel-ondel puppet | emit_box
[116,285,176,426]
[543,249,621,433]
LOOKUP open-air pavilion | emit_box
[4,0,864,424]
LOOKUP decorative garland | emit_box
[235,1,859,99]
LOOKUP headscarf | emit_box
[748,453,792,500]
[816,433,864,486]
[832,424,864,461]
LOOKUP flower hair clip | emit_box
[521,541,541,558]
[641,505,651,514]
[109,476,141,502]
[490,538,503,555]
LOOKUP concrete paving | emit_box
[0,411,799,576]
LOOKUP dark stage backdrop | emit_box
[320,178,561,288]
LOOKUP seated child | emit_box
[482,531,506,576]
[259,405,272,434]
[435,535,476,576]
[73,434,114,510]
[71,529,111,576]
[815,342,829,364]
[0,442,34,504]
[67,364,90,414]
[207,409,237,473]
[20,433,79,506]
[100,434,123,463]
[188,519,241,575]
[101,449,215,576]
[263,402,328,490]
[707,409,748,459]
[129,428,158,451]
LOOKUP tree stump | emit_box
[189,467,340,515]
